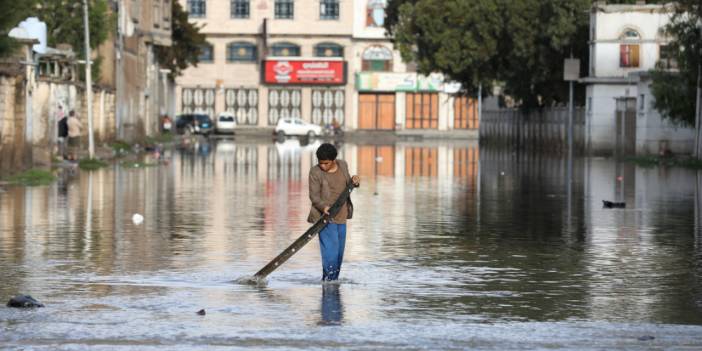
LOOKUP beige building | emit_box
[175,0,478,133]
[116,0,173,140]
[176,0,354,129]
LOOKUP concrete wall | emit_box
[635,77,695,155]
[0,73,117,173]
[586,84,632,154]
[0,76,25,172]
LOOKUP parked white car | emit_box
[215,112,237,134]
[275,117,323,138]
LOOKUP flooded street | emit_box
[2,139,702,350]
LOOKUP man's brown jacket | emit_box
[307,159,354,223]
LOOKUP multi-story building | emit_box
[115,0,173,140]
[176,0,354,130]
[583,2,693,155]
[176,0,479,134]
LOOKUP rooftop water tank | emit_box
[19,17,47,54]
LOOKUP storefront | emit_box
[262,59,348,127]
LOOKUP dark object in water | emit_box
[197,309,206,315]
[6,295,44,308]
[637,335,655,341]
[602,200,626,209]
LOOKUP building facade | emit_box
[175,0,478,134]
[583,2,693,155]
[116,0,173,140]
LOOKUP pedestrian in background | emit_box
[66,110,83,161]
[57,105,68,159]
[308,143,360,281]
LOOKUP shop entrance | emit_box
[358,93,395,130]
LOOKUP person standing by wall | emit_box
[57,105,68,159]
[66,110,83,161]
[308,143,360,281]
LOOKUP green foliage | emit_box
[626,155,702,169]
[33,0,113,80]
[0,0,37,58]
[5,169,56,186]
[386,0,590,108]
[78,158,109,170]
[110,140,133,153]
[155,1,207,78]
[649,0,700,127]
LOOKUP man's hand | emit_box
[352,175,360,187]
[323,206,330,216]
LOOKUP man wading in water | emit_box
[308,143,360,281]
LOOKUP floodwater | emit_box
[1,138,702,350]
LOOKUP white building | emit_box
[583,2,694,155]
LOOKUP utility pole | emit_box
[83,0,95,159]
[696,16,702,159]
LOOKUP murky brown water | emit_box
[1,138,702,350]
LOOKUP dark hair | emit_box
[69,110,75,116]
[316,143,337,161]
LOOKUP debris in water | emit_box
[637,335,655,341]
[602,200,626,209]
[132,213,144,225]
[197,309,206,316]
[6,295,44,308]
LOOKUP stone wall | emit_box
[0,73,117,174]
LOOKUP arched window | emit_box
[271,42,301,57]
[227,42,257,62]
[619,28,640,68]
[314,43,344,57]
[362,45,393,71]
[198,43,214,62]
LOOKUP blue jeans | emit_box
[319,223,346,281]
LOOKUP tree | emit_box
[386,0,591,109]
[155,1,207,78]
[0,0,36,58]
[650,1,700,128]
[33,0,113,80]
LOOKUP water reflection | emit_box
[2,140,702,349]
[319,284,344,326]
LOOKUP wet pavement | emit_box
[1,138,702,350]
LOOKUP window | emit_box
[314,43,344,57]
[320,0,339,20]
[198,43,214,62]
[225,88,259,125]
[362,46,393,72]
[312,89,345,126]
[658,45,678,69]
[188,0,206,18]
[153,3,161,28]
[366,0,387,27]
[620,44,640,68]
[231,0,250,18]
[268,89,302,125]
[275,0,294,19]
[639,94,645,112]
[227,42,257,62]
[619,28,640,68]
[271,42,300,57]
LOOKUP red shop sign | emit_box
[262,60,347,85]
